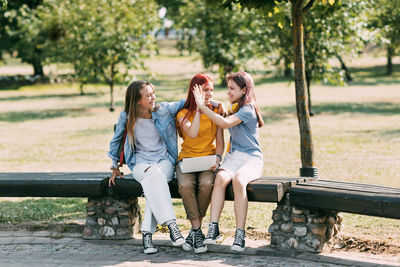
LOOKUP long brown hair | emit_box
[124,80,157,146]
[226,72,264,127]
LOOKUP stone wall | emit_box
[82,196,141,240]
[269,193,343,252]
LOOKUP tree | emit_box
[169,0,265,84]
[209,0,323,176]
[369,0,400,75]
[40,0,160,110]
[1,0,46,77]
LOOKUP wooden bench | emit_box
[289,179,400,219]
[0,172,311,202]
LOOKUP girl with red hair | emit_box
[193,71,264,252]
[176,73,224,254]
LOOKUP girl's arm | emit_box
[210,127,224,172]
[193,85,242,129]
[177,110,201,139]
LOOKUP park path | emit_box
[0,231,398,267]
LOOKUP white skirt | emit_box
[219,150,263,182]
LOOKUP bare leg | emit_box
[232,173,249,229]
[209,170,232,222]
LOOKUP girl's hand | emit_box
[109,167,124,187]
[218,103,227,117]
[193,84,205,108]
[209,157,221,172]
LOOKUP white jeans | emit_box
[132,159,175,234]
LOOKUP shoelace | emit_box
[169,223,181,240]
[206,223,217,239]
[143,234,154,248]
[194,231,204,247]
[233,230,245,245]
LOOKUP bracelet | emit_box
[216,154,222,161]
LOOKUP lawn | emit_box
[0,44,399,247]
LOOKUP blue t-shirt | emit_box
[228,104,262,159]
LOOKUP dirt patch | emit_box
[332,235,400,257]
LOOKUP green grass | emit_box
[0,198,86,224]
[0,48,399,245]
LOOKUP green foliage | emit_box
[37,0,160,108]
[0,0,45,76]
[174,0,265,83]
[1,0,7,10]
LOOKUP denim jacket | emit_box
[108,100,185,170]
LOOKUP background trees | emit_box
[42,0,160,110]
[368,0,400,75]
[0,0,46,77]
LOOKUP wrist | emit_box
[216,154,222,161]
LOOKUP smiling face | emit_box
[227,79,246,104]
[137,85,156,110]
[202,82,214,105]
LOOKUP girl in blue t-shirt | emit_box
[193,71,264,252]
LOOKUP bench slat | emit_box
[290,181,400,219]
[0,172,108,197]
[302,180,400,194]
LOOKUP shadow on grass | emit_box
[312,102,400,115]
[0,198,86,224]
[0,108,91,123]
[0,92,100,102]
[261,101,400,124]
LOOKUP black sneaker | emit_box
[182,229,194,251]
[168,222,185,246]
[231,228,245,251]
[204,222,220,245]
[142,233,157,254]
[193,229,207,253]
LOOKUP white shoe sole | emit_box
[144,247,158,254]
[194,246,207,254]
[203,235,220,245]
[182,242,193,251]
[231,245,245,252]
[172,238,185,246]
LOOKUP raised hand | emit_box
[193,84,205,108]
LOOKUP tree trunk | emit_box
[32,58,44,77]
[387,45,393,76]
[291,0,314,168]
[305,69,313,116]
[283,56,292,77]
[79,83,85,95]
[337,55,353,82]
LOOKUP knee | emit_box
[198,180,213,192]
[232,175,247,191]
[178,181,195,195]
[214,173,231,188]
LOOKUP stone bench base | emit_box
[269,193,342,252]
[82,196,141,240]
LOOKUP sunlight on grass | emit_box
[0,47,399,244]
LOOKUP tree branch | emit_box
[303,0,315,13]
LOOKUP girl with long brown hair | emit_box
[192,72,264,252]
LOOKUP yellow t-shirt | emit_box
[177,108,218,160]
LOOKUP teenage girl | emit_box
[176,74,224,253]
[192,72,264,251]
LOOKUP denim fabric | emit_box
[108,100,185,170]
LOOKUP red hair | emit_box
[181,73,213,125]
